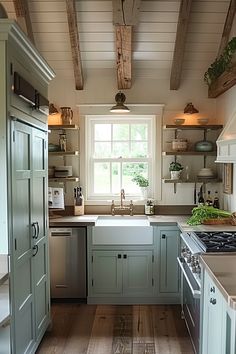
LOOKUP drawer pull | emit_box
[210,298,216,305]
[210,286,215,293]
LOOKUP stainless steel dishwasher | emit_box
[49,227,86,299]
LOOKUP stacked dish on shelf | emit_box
[197,168,215,179]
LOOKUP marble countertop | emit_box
[200,254,236,310]
[49,214,236,234]
[49,214,189,227]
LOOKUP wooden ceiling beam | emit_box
[112,0,141,25]
[13,0,34,44]
[113,1,140,89]
[170,0,192,90]
[66,0,84,90]
[217,0,236,57]
[116,25,132,89]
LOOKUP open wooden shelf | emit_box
[162,178,222,184]
[163,125,223,130]
[162,151,217,156]
[48,176,79,182]
[208,62,236,98]
[48,124,79,130]
[48,151,79,156]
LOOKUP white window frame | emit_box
[85,115,157,202]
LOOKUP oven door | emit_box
[178,257,200,354]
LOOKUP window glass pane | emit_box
[95,124,111,141]
[113,124,129,141]
[130,142,148,158]
[94,162,110,193]
[111,163,121,193]
[113,142,129,158]
[94,142,111,158]
[131,124,148,140]
[122,163,148,194]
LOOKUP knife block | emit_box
[73,198,84,216]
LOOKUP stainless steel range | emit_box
[178,230,236,354]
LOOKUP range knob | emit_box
[187,255,192,263]
[196,266,201,274]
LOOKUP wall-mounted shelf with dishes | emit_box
[48,124,80,189]
[162,124,223,194]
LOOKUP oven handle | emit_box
[177,257,201,299]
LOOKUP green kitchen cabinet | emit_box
[91,251,122,295]
[201,269,226,354]
[155,226,180,299]
[90,250,154,299]
[0,21,54,354]
[11,121,50,354]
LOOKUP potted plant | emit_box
[204,37,236,87]
[132,173,149,199]
[169,161,183,180]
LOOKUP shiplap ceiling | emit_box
[1,0,232,88]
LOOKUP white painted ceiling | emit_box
[1,0,231,80]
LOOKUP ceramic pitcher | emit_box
[60,107,73,125]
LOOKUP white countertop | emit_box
[200,254,236,310]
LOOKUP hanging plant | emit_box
[204,37,236,86]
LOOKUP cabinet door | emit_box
[31,128,49,341]
[91,251,122,295]
[11,121,35,354]
[123,250,153,296]
[202,270,225,354]
[159,230,179,293]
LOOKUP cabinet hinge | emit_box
[152,255,154,263]
[14,238,17,250]
[13,130,15,142]
[152,278,154,286]
[92,279,94,287]
[10,63,13,76]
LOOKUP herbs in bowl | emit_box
[187,205,232,225]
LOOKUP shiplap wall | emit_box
[1,0,230,80]
[1,0,231,206]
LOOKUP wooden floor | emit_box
[36,304,194,354]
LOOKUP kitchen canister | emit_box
[195,140,213,152]
[172,138,188,151]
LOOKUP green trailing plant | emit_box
[169,161,183,171]
[132,173,149,187]
[204,37,236,86]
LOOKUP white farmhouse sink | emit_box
[93,215,153,245]
[95,215,150,227]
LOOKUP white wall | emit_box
[49,68,220,206]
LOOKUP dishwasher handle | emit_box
[50,228,72,237]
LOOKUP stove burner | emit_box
[192,231,236,252]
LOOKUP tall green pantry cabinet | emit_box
[0,20,55,353]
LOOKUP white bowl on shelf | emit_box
[197,118,209,125]
[174,118,185,125]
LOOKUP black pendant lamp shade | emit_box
[184,102,199,114]
[110,92,130,113]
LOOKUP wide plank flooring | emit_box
[36,304,194,354]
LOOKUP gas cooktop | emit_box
[192,231,236,253]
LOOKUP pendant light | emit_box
[184,102,199,114]
[110,92,130,113]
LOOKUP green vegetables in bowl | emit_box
[187,206,232,225]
